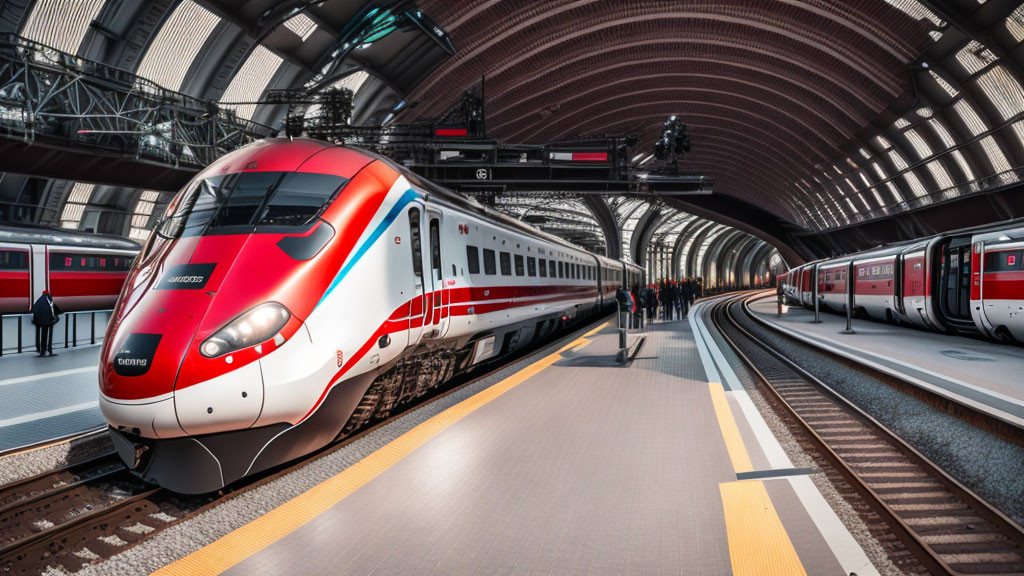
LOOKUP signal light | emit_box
[651,116,691,162]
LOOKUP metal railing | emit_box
[0,34,275,168]
[0,309,112,356]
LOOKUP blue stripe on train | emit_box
[315,188,420,309]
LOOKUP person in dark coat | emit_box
[680,279,693,316]
[645,284,657,322]
[32,290,59,356]
[659,280,671,321]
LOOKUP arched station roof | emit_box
[3,0,1024,278]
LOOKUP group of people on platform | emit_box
[621,278,703,328]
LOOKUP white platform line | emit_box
[0,401,99,428]
[787,475,880,576]
[691,298,791,468]
[693,297,878,575]
[0,366,97,387]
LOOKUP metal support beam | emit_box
[580,195,620,260]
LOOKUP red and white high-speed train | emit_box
[780,220,1024,343]
[0,226,138,314]
[100,138,643,493]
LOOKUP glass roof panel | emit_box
[284,13,317,41]
[975,66,1024,121]
[136,0,220,91]
[220,45,284,120]
[20,0,105,53]
[929,71,959,97]
[60,183,96,229]
[955,40,998,75]
[952,100,988,136]
[1006,5,1024,43]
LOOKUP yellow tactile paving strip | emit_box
[152,322,608,576]
[707,381,753,474]
[720,480,808,576]
[708,381,807,575]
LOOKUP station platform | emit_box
[151,306,878,576]
[0,345,104,453]
[748,295,1024,429]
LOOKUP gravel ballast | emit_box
[0,430,113,486]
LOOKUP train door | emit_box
[939,237,973,322]
[406,207,426,346]
[31,244,47,301]
[894,253,905,315]
[425,209,450,338]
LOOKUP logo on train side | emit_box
[337,350,344,367]
[458,224,470,235]
[113,333,162,377]
[157,263,216,290]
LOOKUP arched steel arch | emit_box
[580,195,620,260]
[629,206,668,267]
[747,243,779,287]
[685,223,723,279]
[702,229,745,287]
[674,220,716,279]
[732,237,765,287]
[720,236,761,288]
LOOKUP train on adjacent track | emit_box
[99,138,643,494]
[0,226,138,314]
[780,221,1024,343]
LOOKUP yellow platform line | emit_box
[707,381,753,474]
[720,480,807,576]
[153,322,608,576]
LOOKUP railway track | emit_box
[711,293,1024,575]
[0,315,612,575]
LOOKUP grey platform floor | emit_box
[0,345,104,452]
[204,318,867,576]
[749,295,1024,428]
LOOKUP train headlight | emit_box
[200,303,291,358]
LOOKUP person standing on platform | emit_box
[660,280,672,321]
[646,284,657,322]
[630,283,642,329]
[681,278,693,316]
[32,290,59,357]
[615,286,630,329]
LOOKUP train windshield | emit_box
[159,171,347,239]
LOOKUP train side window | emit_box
[538,258,547,277]
[0,250,28,270]
[549,260,556,277]
[429,218,441,279]
[558,261,564,278]
[514,254,525,276]
[527,256,537,277]
[408,209,422,279]
[499,252,512,275]
[466,246,480,274]
[985,250,1023,272]
[483,249,496,275]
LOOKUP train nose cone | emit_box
[100,235,249,402]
